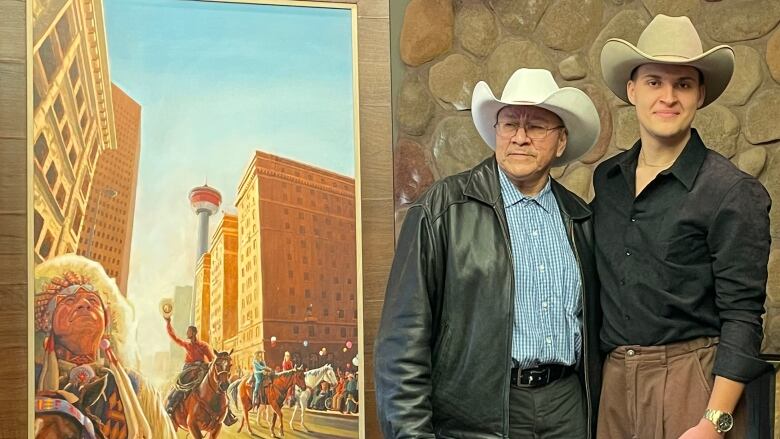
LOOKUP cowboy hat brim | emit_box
[471,81,601,167]
[601,38,735,107]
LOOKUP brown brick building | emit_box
[233,151,358,371]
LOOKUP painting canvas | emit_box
[31,0,362,437]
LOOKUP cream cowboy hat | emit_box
[471,68,600,167]
[601,14,734,107]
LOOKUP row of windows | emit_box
[286,305,353,319]
[286,269,353,285]
[37,7,75,89]
[272,165,353,193]
[34,212,54,259]
[34,200,83,250]
[289,287,355,300]
[297,325,358,338]
[88,253,121,269]
[34,124,99,221]
[277,192,354,215]
[282,222,352,241]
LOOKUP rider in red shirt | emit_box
[282,351,294,371]
[166,319,214,364]
[164,317,214,416]
[282,351,295,406]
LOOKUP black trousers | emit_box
[508,373,587,439]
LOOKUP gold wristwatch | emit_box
[703,409,734,434]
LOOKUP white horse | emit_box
[288,364,339,432]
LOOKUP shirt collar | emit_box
[606,128,708,191]
[498,169,555,213]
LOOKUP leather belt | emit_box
[510,364,574,388]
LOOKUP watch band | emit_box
[703,409,733,433]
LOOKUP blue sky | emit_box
[102,0,355,365]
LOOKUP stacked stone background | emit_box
[391,0,780,360]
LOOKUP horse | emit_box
[289,364,339,432]
[229,365,306,438]
[170,349,233,439]
[227,374,270,433]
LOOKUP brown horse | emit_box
[230,366,306,438]
[171,349,233,439]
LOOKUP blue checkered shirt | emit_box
[499,170,582,369]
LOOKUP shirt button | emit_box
[630,218,636,222]
[624,314,630,320]
[538,265,545,272]
[627,349,636,357]
[625,249,631,256]
[542,301,548,309]
[620,279,626,286]
[531,230,538,236]
[545,337,552,344]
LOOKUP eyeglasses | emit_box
[494,121,564,140]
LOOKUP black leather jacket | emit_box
[374,157,602,438]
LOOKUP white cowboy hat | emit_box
[471,68,600,167]
[600,14,734,107]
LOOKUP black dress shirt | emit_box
[592,129,771,382]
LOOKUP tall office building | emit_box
[32,0,118,263]
[76,83,141,295]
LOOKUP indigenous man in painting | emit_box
[375,68,603,438]
[34,254,174,439]
[594,14,771,438]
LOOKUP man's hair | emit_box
[187,325,198,335]
[629,65,704,84]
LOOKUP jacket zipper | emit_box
[493,203,514,438]
[567,217,592,439]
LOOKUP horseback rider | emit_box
[164,318,212,416]
[164,316,237,425]
[251,350,273,406]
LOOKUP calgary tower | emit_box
[188,183,221,323]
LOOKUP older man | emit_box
[375,68,603,438]
[594,15,771,438]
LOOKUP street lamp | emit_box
[85,187,118,259]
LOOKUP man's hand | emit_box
[678,418,723,439]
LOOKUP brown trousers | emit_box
[597,337,746,439]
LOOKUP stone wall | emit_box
[391,0,780,355]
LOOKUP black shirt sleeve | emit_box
[707,178,772,382]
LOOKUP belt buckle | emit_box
[516,367,550,387]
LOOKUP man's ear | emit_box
[627,80,637,106]
[697,83,706,108]
[556,130,568,158]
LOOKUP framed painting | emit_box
[27,0,381,437]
